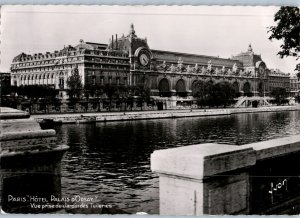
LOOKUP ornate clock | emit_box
[139,53,150,66]
[137,49,151,67]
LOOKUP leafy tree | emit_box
[297,71,300,80]
[10,85,58,100]
[192,81,235,108]
[270,87,288,105]
[131,84,151,111]
[268,7,300,70]
[192,80,209,108]
[104,84,118,111]
[218,82,236,107]
[67,67,82,103]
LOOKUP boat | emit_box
[39,118,63,129]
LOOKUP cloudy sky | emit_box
[0,5,298,74]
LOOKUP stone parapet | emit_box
[151,135,300,215]
[0,107,69,213]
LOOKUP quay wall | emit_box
[31,105,300,124]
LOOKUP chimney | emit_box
[115,34,118,50]
[111,35,114,50]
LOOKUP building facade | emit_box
[11,24,293,107]
[290,75,299,97]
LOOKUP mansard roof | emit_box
[12,52,28,62]
[152,49,243,68]
[74,41,107,51]
[60,45,76,53]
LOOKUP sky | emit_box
[0,5,298,74]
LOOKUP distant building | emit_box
[290,75,299,97]
[268,69,291,93]
[10,24,291,107]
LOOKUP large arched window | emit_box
[243,82,251,97]
[158,78,171,97]
[175,79,187,97]
[233,81,240,97]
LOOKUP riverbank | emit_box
[31,105,300,124]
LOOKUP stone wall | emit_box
[151,135,300,215]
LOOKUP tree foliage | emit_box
[268,7,300,70]
[67,67,83,102]
[270,87,288,105]
[10,85,58,99]
[192,80,236,108]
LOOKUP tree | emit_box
[218,82,236,107]
[67,67,82,103]
[268,7,300,70]
[297,71,300,80]
[104,84,118,111]
[192,80,209,108]
[131,84,151,111]
[270,87,288,105]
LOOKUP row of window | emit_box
[17,72,66,80]
[88,76,128,86]
[85,50,128,58]
[12,64,79,73]
[269,83,290,87]
[85,57,129,64]
[85,64,129,70]
[17,79,66,89]
[13,57,84,67]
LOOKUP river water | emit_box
[54,110,300,214]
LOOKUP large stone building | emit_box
[11,24,293,107]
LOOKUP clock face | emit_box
[139,53,150,66]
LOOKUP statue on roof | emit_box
[129,23,136,37]
[247,44,253,52]
[177,57,185,72]
[194,64,200,73]
[222,66,227,75]
[207,60,212,72]
[232,63,238,73]
[170,64,176,72]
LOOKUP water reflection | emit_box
[55,110,300,214]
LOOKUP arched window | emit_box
[243,82,251,97]
[175,79,187,97]
[158,78,171,97]
[233,81,240,97]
